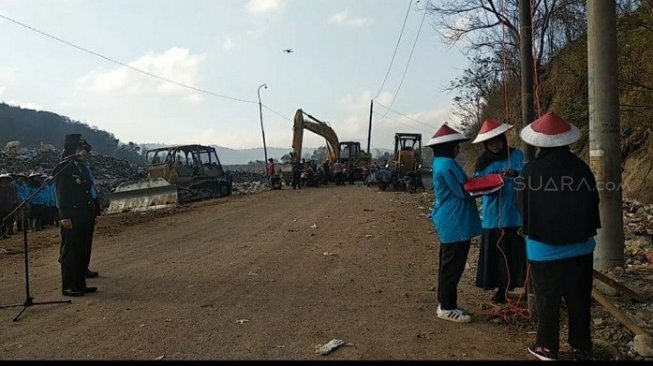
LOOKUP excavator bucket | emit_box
[106,177,179,214]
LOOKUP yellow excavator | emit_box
[283,109,371,184]
[106,144,232,214]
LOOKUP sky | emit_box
[0,0,468,150]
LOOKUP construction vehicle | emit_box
[106,144,232,214]
[392,133,424,193]
[282,109,371,184]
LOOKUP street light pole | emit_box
[257,83,269,184]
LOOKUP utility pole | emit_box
[367,100,373,154]
[588,0,624,270]
[257,83,269,184]
[519,0,536,163]
[519,0,537,312]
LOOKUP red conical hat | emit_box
[519,111,581,147]
[472,119,514,144]
[425,123,468,147]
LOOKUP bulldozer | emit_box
[392,133,424,193]
[106,144,232,214]
[281,109,371,184]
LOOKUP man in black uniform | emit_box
[53,134,99,297]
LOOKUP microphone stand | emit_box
[0,156,79,321]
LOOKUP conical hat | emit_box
[520,112,581,147]
[0,173,12,180]
[472,119,514,144]
[425,124,468,147]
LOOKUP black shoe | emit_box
[491,289,508,304]
[84,270,99,278]
[570,347,594,361]
[528,344,558,361]
[62,289,84,297]
[83,286,97,293]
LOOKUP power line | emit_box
[0,13,260,105]
[262,105,292,123]
[380,1,429,117]
[372,0,413,100]
[373,101,437,130]
[372,111,431,134]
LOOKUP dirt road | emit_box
[0,185,533,360]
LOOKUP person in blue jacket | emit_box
[427,123,482,323]
[471,119,527,304]
[517,112,600,361]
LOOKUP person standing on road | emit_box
[53,134,100,297]
[0,174,18,238]
[427,124,481,323]
[516,112,600,361]
[291,161,302,190]
[471,119,527,304]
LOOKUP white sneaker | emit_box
[437,304,472,323]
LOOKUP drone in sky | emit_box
[283,48,294,54]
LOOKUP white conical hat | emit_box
[520,111,581,147]
[472,119,514,144]
[0,173,12,180]
[425,124,468,147]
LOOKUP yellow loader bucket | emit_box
[106,177,179,214]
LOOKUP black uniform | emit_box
[53,160,97,292]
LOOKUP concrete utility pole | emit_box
[367,100,374,154]
[519,0,536,163]
[588,0,624,270]
[257,83,269,183]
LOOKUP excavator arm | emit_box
[292,109,340,163]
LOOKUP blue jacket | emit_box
[474,149,524,229]
[431,157,482,243]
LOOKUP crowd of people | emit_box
[428,112,599,361]
[0,172,59,238]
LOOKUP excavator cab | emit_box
[339,141,361,162]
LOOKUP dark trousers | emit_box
[0,208,11,237]
[291,174,301,189]
[84,221,96,271]
[437,240,471,310]
[530,253,594,353]
[60,219,94,291]
[335,172,344,186]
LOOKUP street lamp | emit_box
[257,83,269,183]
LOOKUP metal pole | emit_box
[367,100,373,154]
[519,0,536,163]
[588,0,624,270]
[257,83,269,183]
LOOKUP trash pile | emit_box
[0,149,147,202]
[0,149,280,199]
[623,198,653,267]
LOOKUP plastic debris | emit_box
[235,319,249,324]
[315,339,354,355]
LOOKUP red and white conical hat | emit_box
[425,123,468,147]
[520,111,581,147]
[472,119,514,144]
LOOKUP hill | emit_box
[0,103,143,165]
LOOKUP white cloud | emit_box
[6,99,43,111]
[222,36,235,51]
[329,9,372,27]
[0,66,16,88]
[245,0,285,14]
[76,47,207,101]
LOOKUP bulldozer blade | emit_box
[106,178,179,214]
